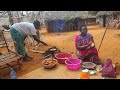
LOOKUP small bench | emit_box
[0,51,23,70]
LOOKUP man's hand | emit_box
[42,42,48,46]
[40,41,48,46]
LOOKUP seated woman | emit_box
[75,24,102,65]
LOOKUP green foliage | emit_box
[64,15,71,20]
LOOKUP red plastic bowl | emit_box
[55,53,72,64]
[65,58,82,70]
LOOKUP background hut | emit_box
[96,11,111,27]
[45,16,97,33]
[96,11,120,29]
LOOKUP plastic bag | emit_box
[102,59,116,78]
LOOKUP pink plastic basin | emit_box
[65,58,82,70]
[55,53,72,64]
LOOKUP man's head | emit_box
[33,20,41,30]
[80,24,87,36]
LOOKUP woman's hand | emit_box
[86,46,91,50]
[88,41,92,46]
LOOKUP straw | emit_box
[18,64,105,79]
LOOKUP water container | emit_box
[10,68,17,79]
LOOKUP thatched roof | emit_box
[44,11,95,20]
[96,11,113,16]
[96,11,120,16]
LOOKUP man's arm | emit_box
[32,35,47,45]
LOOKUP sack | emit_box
[102,59,116,78]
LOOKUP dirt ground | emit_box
[1,24,120,79]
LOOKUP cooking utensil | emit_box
[82,62,96,70]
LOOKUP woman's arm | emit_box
[76,42,89,50]
[89,36,94,43]
[89,36,96,46]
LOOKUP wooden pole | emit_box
[98,14,112,52]
[1,30,10,52]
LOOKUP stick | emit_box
[98,23,109,52]
[39,54,51,60]
[1,30,10,52]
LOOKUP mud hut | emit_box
[45,16,96,33]
[45,11,97,33]
[96,11,120,29]
[96,11,112,27]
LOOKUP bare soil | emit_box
[1,25,120,79]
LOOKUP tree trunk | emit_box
[39,11,45,27]
[7,11,14,25]
[103,15,106,27]
[16,11,21,22]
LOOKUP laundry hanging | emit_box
[55,19,65,32]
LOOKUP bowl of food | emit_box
[42,58,58,69]
[82,62,96,70]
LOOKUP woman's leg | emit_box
[78,50,88,62]
[86,49,103,65]
[92,54,103,65]
[80,49,98,62]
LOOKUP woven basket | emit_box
[42,58,58,69]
